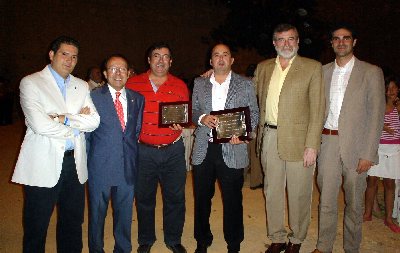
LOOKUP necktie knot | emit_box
[116,91,121,99]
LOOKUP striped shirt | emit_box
[126,71,189,145]
[381,107,400,144]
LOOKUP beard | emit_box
[333,46,353,57]
[275,46,298,59]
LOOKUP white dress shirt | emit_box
[324,56,355,130]
[198,71,232,125]
[211,71,231,111]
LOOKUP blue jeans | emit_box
[136,139,186,246]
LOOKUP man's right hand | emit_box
[201,115,218,129]
[200,69,214,78]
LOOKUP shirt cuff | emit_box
[198,114,206,126]
[64,117,70,126]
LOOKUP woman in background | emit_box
[364,75,400,233]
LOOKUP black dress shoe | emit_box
[137,244,152,253]
[194,242,211,253]
[166,244,187,253]
[266,243,286,253]
[284,242,301,253]
[228,250,239,253]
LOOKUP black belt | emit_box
[264,123,277,129]
[64,150,74,157]
[139,139,180,149]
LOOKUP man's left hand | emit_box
[80,106,91,115]
[169,123,183,131]
[356,159,373,174]
[229,135,248,145]
[303,147,317,167]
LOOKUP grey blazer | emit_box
[191,72,259,169]
[323,57,385,169]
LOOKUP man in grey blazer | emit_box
[255,24,325,253]
[12,36,100,253]
[191,43,259,253]
[312,24,385,253]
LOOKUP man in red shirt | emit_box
[126,42,189,253]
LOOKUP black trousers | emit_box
[136,140,186,246]
[23,153,85,253]
[193,143,244,252]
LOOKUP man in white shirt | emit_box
[312,23,385,253]
[191,43,259,253]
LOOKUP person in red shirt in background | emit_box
[126,42,189,253]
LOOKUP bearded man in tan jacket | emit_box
[255,23,325,253]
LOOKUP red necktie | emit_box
[114,91,125,131]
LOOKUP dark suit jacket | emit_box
[323,57,385,169]
[86,85,144,186]
[191,72,259,169]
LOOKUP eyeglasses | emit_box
[152,53,171,61]
[108,67,128,74]
[331,36,353,43]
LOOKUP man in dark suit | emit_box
[191,43,259,253]
[86,55,144,253]
[312,24,385,253]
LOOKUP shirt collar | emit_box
[210,70,232,86]
[334,56,355,71]
[275,55,296,65]
[48,64,70,86]
[107,84,126,100]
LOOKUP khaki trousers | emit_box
[316,134,367,253]
[261,127,315,244]
[249,138,263,187]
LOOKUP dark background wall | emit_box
[0,0,239,88]
[1,0,400,92]
[315,0,400,75]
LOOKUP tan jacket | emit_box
[255,56,325,161]
[323,58,385,169]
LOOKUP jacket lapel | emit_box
[204,79,213,112]
[42,67,67,110]
[323,62,334,118]
[342,58,362,108]
[125,90,135,132]
[225,72,238,108]
[281,56,301,93]
[101,85,124,132]
[262,61,275,93]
